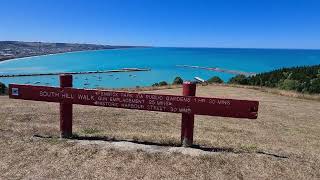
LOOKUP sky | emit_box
[0,0,320,49]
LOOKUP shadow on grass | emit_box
[33,134,288,159]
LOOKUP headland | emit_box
[0,41,139,62]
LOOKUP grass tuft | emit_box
[81,128,103,135]
[239,144,258,152]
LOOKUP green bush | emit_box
[279,79,300,91]
[228,74,248,85]
[152,83,159,87]
[158,81,168,86]
[152,81,168,87]
[309,78,320,93]
[0,82,6,94]
[172,77,183,85]
[207,76,224,84]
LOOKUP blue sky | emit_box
[0,0,319,49]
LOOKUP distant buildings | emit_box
[0,41,135,61]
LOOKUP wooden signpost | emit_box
[9,74,259,147]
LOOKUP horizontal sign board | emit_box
[9,84,259,119]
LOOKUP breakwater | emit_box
[176,65,257,76]
[0,68,151,77]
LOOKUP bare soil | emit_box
[0,85,319,179]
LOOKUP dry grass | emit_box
[105,83,320,101]
[223,84,320,101]
[0,85,320,179]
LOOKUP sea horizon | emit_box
[2,45,320,64]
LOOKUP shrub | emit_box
[228,75,248,85]
[172,77,183,85]
[152,83,159,87]
[158,81,168,86]
[207,76,224,84]
[0,82,6,94]
[309,78,320,93]
[279,79,300,91]
[152,81,169,87]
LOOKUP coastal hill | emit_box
[0,41,136,61]
[0,85,319,179]
[229,64,320,94]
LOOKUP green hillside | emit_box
[229,65,320,94]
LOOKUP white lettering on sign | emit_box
[122,98,145,104]
[97,91,119,97]
[136,94,144,99]
[40,91,60,98]
[217,100,231,105]
[166,96,191,102]
[120,103,144,109]
[61,93,74,99]
[110,97,121,102]
[147,105,167,111]
[195,98,206,103]
[98,96,108,101]
[170,107,178,112]
[156,101,172,106]
[145,94,163,101]
[121,93,134,98]
[179,107,192,113]
[78,94,94,101]
[94,101,118,107]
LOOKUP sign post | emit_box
[8,75,259,147]
[60,74,73,138]
[181,82,196,147]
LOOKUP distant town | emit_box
[0,41,136,61]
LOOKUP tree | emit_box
[239,64,320,94]
[207,76,224,84]
[172,77,183,85]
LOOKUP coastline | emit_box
[0,49,105,64]
[0,46,149,64]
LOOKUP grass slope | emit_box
[0,85,319,179]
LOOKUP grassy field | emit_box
[0,85,319,179]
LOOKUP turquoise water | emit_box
[0,47,320,88]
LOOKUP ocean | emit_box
[0,47,319,88]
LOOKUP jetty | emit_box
[177,65,257,76]
[0,68,150,78]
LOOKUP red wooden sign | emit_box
[9,84,258,119]
[8,75,259,147]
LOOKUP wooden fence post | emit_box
[181,81,196,147]
[60,74,73,138]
